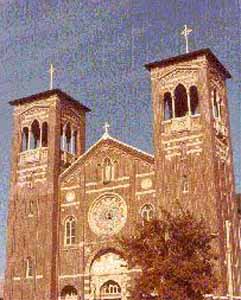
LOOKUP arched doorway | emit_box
[60,285,78,300]
[100,280,121,300]
[89,251,128,300]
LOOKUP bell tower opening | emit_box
[174,83,188,117]
[145,49,240,294]
[6,89,90,300]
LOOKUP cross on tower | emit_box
[181,24,192,53]
[49,64,55,90]
[103,122,110,138]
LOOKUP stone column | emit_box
[171,90,175,118]
[70,127,74,154]
[28,126,31,150]
[187,87,192,116]
[62,125,66,151]
[40,122,43,147]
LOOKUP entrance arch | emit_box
[60,285,78,300]
[100,280,121,300]
[89,251,128,300]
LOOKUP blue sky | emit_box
[0,0,240,276]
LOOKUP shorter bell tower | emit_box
[145,49,240,294]
[5,89,90,300]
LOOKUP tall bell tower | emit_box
[4,89,90,300]
[145,49,240,294]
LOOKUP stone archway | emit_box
[100,280,121,300]
[89,251,129,300]
[60,285,78,300]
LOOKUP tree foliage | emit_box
[120,207,219,300]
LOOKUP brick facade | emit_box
[4,50,241,299]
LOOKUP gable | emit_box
[60,137,154,187]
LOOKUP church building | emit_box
[4,48,241,299]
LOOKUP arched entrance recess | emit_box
[60,285,78,300]
[89,251,129,300]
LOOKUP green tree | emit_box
[120,207,219,300]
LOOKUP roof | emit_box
[9,88,91,112]
[145,48,231,79]
[60,132,154,179]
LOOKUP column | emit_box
[171,90,175,118]
[62,125,66,151]
[187,87,191,116]
[28,126,31,150]
[39,122,43,147]
[70,127,74,154]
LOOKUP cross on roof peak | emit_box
[102,122,110,139]
[48,64,55,90]
[181,24,192,53]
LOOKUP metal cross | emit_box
[49,64,55,90]
[103,122,110,135]
[181,24,192,53]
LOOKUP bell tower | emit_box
[145,49,240,294]
[5,89,90,300]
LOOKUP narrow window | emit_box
[65,217,76,245]
[103,158,113,184]
[72,130,77,154]
[29,200,34,216]
[141,204,154,222]
[213,89,219,118]
[189,86,199,115]
[26,257,33,278]
[163,92,173,120]
[42,122,48,147]
[174,84,188,117]
[65,123,71,152]
[219,98,222,120]
[182,175,189,193]
[30,120,40,149]
[113,160,118,179]
[21,127,29,151]
[60,125,64,151]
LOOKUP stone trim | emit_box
[86,184,130,194]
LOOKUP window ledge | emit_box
[19,147,48,155]
[191,113,201,118]
[63,244,79,250]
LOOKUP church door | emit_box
[100,280,121,300]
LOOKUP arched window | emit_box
[101,280,121,296]
[30,120,40,149]
[64,217,76,245]
[72,130,77,154]
[174,84,188,118]
[213,89,219,118]
[219,98,222,119]
[42,122,48,147]
[189,86,199,115]
[163,92,173,120]
[113,160,118,179]
[26,257,33,278]
[65,123,71,153]
[60,124,64,151]
[29,200,34,216]
[182,175,189,193]
[60,285,78,300]
[141,204,154,222]
[103,158,113,184]
[21,127,29,151]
